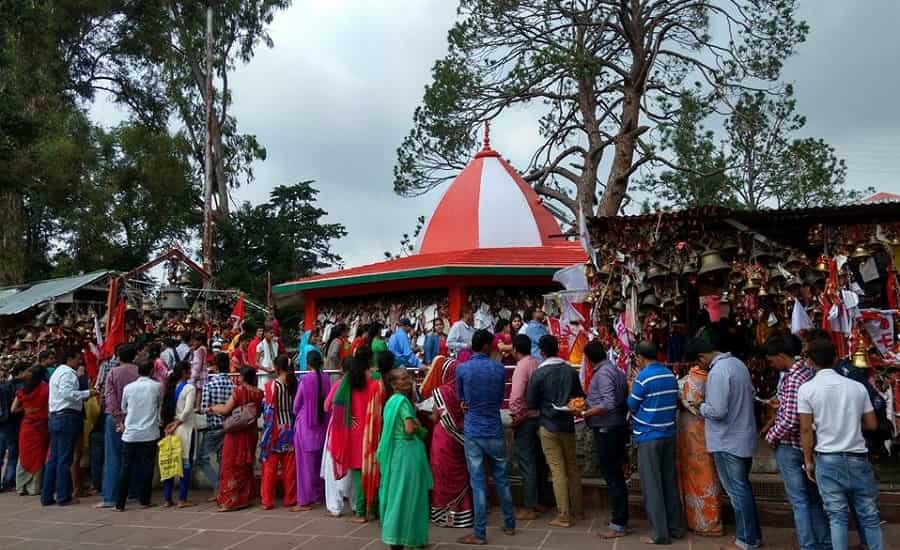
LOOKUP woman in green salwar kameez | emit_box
[377,368,432,549]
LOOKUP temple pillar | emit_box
[303,294,318,330]
[448,283,466,321]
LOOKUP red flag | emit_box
[229,295,245,332]
[100,298,126,360]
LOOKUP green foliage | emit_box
[0,0,296,285]
[641,86,868,211]
[213,181,346,302]
[394,0,809,220]
[384,215,427,259]
[638,93,733,211]
[52,123,199,275]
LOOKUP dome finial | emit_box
[483,120,491,151]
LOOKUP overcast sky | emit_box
[94,1,900,271]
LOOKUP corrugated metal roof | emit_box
[0,270,111,316]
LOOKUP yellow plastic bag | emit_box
[157,434,183,481]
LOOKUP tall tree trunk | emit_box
[0,191,26,285]
[598,88,641,216]
[577,158,597,222]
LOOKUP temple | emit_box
[273,127,585,330]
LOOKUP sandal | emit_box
[457,535,486,545]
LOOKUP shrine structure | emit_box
[273,128,586,330]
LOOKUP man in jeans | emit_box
[98,343,139,508]
[799,337,883,550]
[456,329,515,545]
[508,333,549,520]
[581,340,629,539]
[688,338,761,550]
[763,335,831,550]
[42,348,97,505]
[526,335,585,528]
[198,352,233,497]
[627,341,684,545]
[115,360,161,511]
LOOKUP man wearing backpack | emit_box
[0,364,24,491]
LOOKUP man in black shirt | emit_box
[526,335,585,528]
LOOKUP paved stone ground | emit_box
[0,490,893,550]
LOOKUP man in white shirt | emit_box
[255,327,278,389]
[446,307,475,355]
[41,348,97,506]
[798,336,883,550]
[114,360,161,511]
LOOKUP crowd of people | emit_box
[0,306,890,550]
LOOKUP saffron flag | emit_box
[100,298,125,359]
[229,295,245,331]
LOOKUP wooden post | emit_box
[201,2,215,278]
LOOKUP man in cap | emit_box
[388,318,422,369]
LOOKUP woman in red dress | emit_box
[209,366,263,511]
[428,358,472,528]
[12,365,50,496]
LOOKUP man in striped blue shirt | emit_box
[627,341,684,545]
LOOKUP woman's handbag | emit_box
[223,402,259,433]
[158,434,183,481]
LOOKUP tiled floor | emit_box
[0,490,892,549]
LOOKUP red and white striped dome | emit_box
[419,128,563,255]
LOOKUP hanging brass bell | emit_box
[21,331,35,344]
[45,311,60,327]
[729,268,745,285]
[720,237,739,254]
[814,257,829,273]
[640,294,660,312]
[852,349,870,369]
[768,266,786,283]
[698,249,731,276]
[646,264,668,283]
[850,245,870,259]
[744,278,761,291]
[160,285,189,311]
[785,251,807,270]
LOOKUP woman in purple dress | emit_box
[291,350,331,511]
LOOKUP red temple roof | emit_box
[275,245,586,293]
